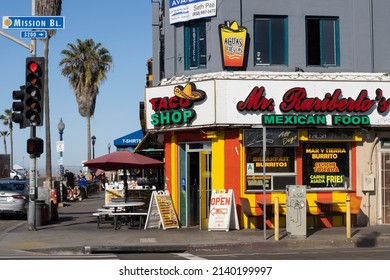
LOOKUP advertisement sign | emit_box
[208,189,239,231]
[146,77,390,130]
[219,21,247,68]
[243,129,299,147]
[302,142,350,189]
[169,0,216,24]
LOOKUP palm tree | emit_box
[0,109,13,168]
[59,39,112,161]
[35,0,62,187]
[0,131,9,154]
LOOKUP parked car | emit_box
[0,180,29,216]
[10,169,26,180]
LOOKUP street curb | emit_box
[22,234,390,256]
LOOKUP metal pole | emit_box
[27,0,37,231]
[346,195,351,239]
[263,126,267,240]
[274,196,279,241]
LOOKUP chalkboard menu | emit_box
[243,129,299,147]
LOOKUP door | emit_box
[179,142,211,228]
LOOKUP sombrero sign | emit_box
[148,82,206,128]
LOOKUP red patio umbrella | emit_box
[83,150,164,202]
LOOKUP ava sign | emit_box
[2,16,65,29]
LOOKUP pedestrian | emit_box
[100,172,106,190]
[77,175,88,199]
[64,169,75,189]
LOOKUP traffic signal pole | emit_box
[4,0,43,231]
[27,0,37,231]
[28,127,37,231]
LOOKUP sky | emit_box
[0,0,153,175]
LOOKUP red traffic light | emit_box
[27,61,39,73]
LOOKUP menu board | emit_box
[302,142,350,189]
[145,191,179,230]
[144,191,161,229]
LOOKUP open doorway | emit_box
[179,142,211,229]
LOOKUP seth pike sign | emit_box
[2,16,65,29]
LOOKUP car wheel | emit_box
[14,175,19,180]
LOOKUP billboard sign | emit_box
[169,0,216,24]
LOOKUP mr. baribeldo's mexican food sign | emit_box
[145,78,390,129]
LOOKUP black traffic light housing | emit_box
[12,85,28,129]
[27,137,44,157]
[25,57,45,126]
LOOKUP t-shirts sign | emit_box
[208,189,239,231]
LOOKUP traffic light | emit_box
[25,57,45,126]
[12,85,28,129]
[27,137,44,157]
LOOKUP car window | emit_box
[0,183,26,192]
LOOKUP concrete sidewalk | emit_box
[1,190,390,256]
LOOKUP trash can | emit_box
[35,200,46,226]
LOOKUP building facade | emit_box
[145,0,390,229]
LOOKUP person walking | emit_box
[64,169,75,189]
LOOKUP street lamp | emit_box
[57,118,65,179]
[91,135,96,159]
[108,142,111,154]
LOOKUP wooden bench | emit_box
[111,212,148,230]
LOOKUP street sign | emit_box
[20,31,47,39]
[56,140,64,152]
[2,16,65,29]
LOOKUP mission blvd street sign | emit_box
[2,16,65,29]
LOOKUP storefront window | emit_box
[245,147,296,191]
[302,142,350,189]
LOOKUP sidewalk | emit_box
[1,190,390,256]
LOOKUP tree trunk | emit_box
[44,38,52,188]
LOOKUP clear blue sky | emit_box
[0,0,152,175]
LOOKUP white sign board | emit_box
[146,77,390,130]
[208,189,239,231]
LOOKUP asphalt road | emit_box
[115,246,390,260]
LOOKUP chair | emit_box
[239,197,263,229]
[350,196,362,226]
[306,199,324,228]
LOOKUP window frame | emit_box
[253,16,288,66]
[306,17,340,67]
[184,20,207,70]
[245,146,296,192]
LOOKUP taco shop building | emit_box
[145,72,390,229]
